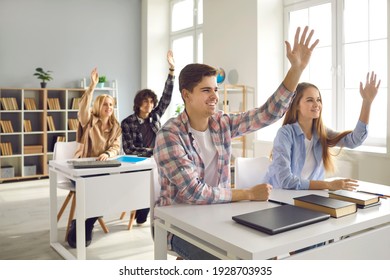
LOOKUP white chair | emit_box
[53,141,109,241]
[234,156,271,189]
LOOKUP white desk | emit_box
[49,158,155,260]
[154,187,390,260]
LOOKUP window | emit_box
[170,0,203,111]
[284,0,388,153]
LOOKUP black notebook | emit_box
[72,159,121,169]
[232,204,330,235]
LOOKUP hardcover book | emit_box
[293,194,357,218]
[329,190,380,208]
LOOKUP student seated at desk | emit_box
[264,72,381,191]
[121,50,175,225]
[67,67,122,248]
[153,26,319,260]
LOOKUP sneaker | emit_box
[67,218,97,248]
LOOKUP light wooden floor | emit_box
[0,178,172,260]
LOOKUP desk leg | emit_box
[154,219,168,260]
[76,178,86,260]
[49,170,58,244]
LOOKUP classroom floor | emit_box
[0,178,173,260]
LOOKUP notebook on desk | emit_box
[232,204,330,235]
[71,159,121,169]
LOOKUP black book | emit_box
[232,204,330,235]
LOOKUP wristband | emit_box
[169,68,175,71]
[104,152,110,157]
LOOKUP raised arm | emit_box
[167,50,175,76]
[358,71,381,124]
[78,68,99,126]
[283,26,319,92]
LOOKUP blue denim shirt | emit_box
[265,120,368,190]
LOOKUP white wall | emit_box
[0,0,141,121]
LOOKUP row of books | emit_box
[0,120,14,133]
[24,98,37,110]
[0,142,13,155]
[47,116,56,131]
[68,118,79,130]
[24,145,43,154]
[47,98,61,110]
[0,97,19,110]
[56,136,66,142]
[293,190,381,218]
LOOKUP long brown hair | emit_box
[281,82,352,172]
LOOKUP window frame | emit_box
[283,0,388,155]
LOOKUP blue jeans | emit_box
[171,235,219,260]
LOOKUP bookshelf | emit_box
[219,84,255,162]
[0,84,118,182]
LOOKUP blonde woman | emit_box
[68,67,122,248]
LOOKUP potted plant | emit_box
[97,75,106,88]
[33,67,53,88]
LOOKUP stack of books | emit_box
[68,118,79,130]
[23,145,43,154]
[47,116,56,131]
[0,97,18,110]
[24,98,37,110]
[0,142,13,155]
[0,120,14,133]
[24,120,33,132]
[47,98,61,110]
[328,190,380,209]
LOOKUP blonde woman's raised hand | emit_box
[90,67,99,87]
[360,71,381,104]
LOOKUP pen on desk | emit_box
[357,190,388,199]
[268,199,288,205]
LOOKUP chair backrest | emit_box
[234,156,271,189]
[53,141,78,183]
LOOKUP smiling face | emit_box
[99,96,114,119]
[183,75,219,120]
[139,97,154,119]
[297,86,322,122]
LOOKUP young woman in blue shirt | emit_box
[265,72,381,190]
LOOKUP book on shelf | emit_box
[68,118,79,130]
[329,190,380,209]
[56,136,66,142]
[24,98,37,110]
[24,120,32,132]
[0,120,14,133]
[47,116,56,131]
[293,194,357,218]
[47,98,61,110]
[0,97,18,110]
[71,97,81,109]
[0,142,13,156]
[23,145,43,154]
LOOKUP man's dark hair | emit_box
[179,63,217,93]
[133,89,158,115]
